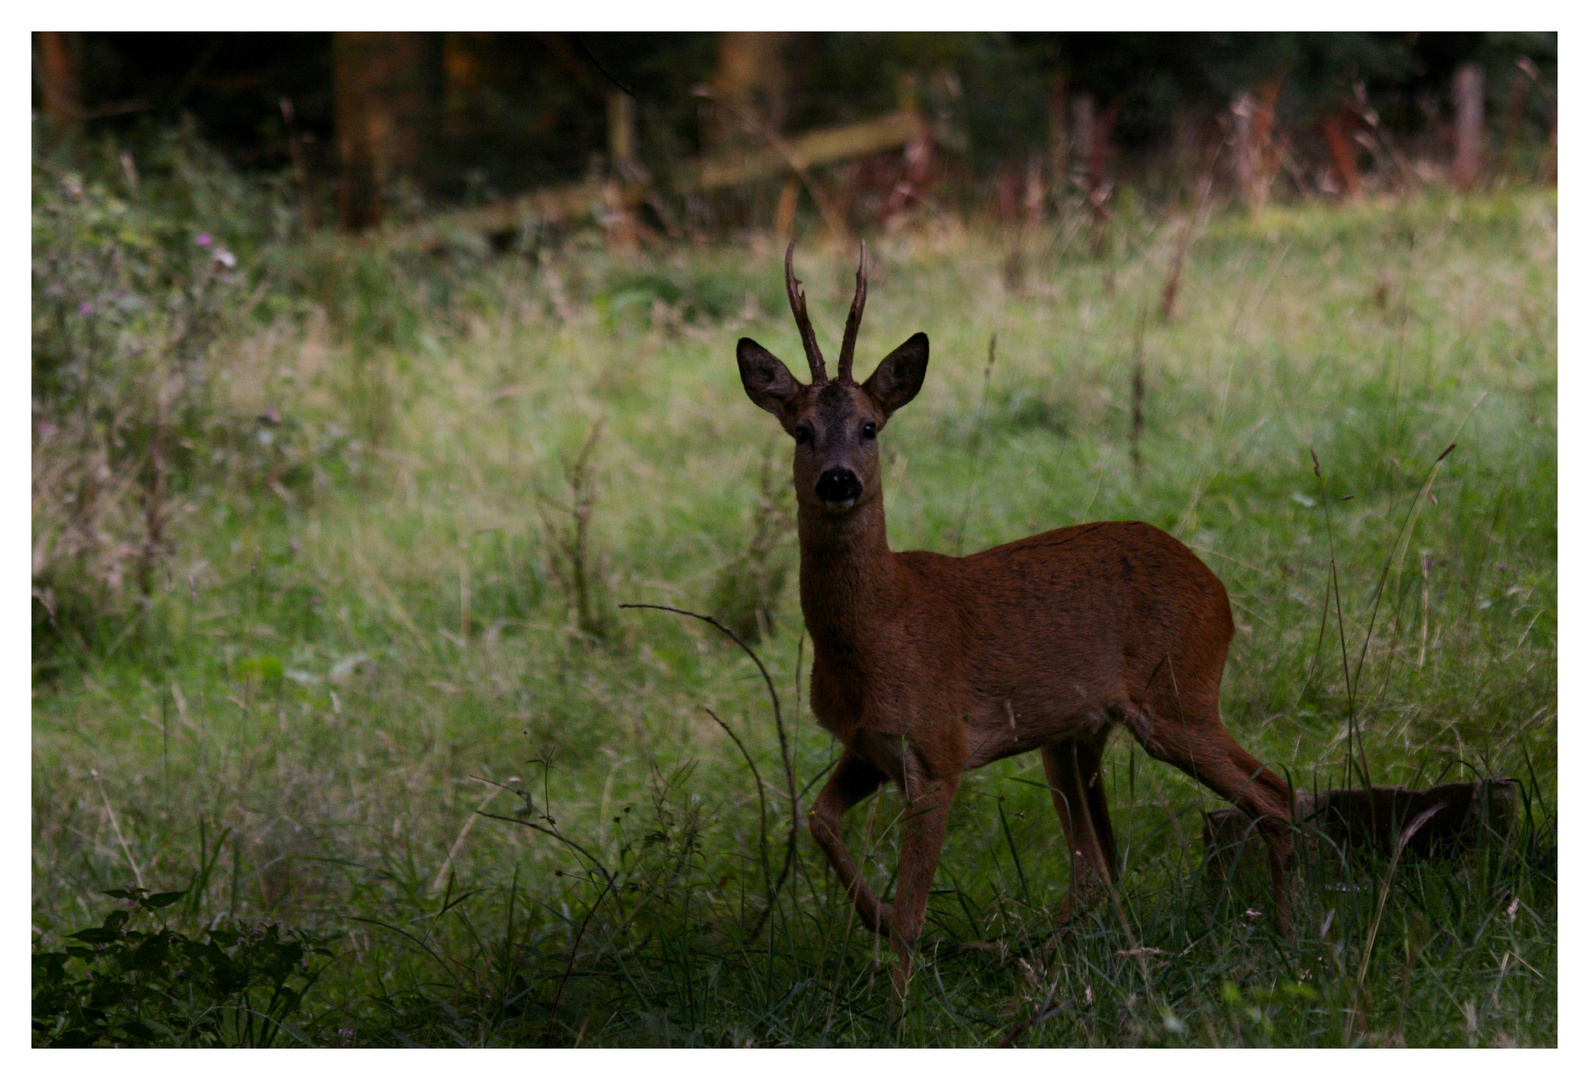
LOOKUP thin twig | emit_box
[474,778,628,1044]
[1347,802,1446,1041]
[702,706,773,919]
[1349,394,1485,697]
[574,33,636,98]
[429,783,506,896]
[350,915,462,978]
[542,872,618,1046]
[692,85,847,238]
[476,809,614,888]
[91,768,144,890]
[1311,449,1372,792]
[620,603,798,936]
[997,1000,1070,1048]
[1159,142,1220,321]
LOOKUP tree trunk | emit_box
[1545,99,1556,186]
[1046,73,1068,205]
[706,32,789,151]
[604,90,641,249]
[1321,108,1362,198]
[1452,62,1484,191]
[1073,94,1117,257]
[36,32,82,126]
[608,90,638,177]
[1072,92,1095,192]
[1169,105,1203,195]
[441,32,493,143]
[333,32,433,232]
[1233,78,1282,212]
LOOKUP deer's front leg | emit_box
[809,748,891,935]
[888,747,962,992]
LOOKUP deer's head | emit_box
[737,242,928,515]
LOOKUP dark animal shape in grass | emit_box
[1201,778,1520,907]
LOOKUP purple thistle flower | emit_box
[195,232,213,247]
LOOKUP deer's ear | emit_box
[737,338,802,423]
[863,332,929,418]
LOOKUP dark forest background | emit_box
[33,32,1557,237]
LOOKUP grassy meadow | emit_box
[32,184,1556,1046]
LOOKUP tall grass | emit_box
[33,179,1555,1046]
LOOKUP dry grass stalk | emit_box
[708,446,794,643]
[538,421,616,644]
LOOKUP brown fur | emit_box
[738,246,1292,989]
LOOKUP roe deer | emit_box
[735,242,1293,987]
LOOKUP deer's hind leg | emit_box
[1132,696,1293,930]
[1043,733,1117,927]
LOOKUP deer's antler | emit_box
[786,240,827,384]
[837,241,867,383]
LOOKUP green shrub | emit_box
[31,123,291,672]
[32,887,330,1047]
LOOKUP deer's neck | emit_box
[797,495,900,647]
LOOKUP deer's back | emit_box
[892,520,1234,760]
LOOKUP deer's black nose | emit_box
[816,468,862,506]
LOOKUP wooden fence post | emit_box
[1452,62,1484,191]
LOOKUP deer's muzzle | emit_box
[816,468,863,509]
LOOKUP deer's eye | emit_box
[794,424,813,445]
[860,421,877,441]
